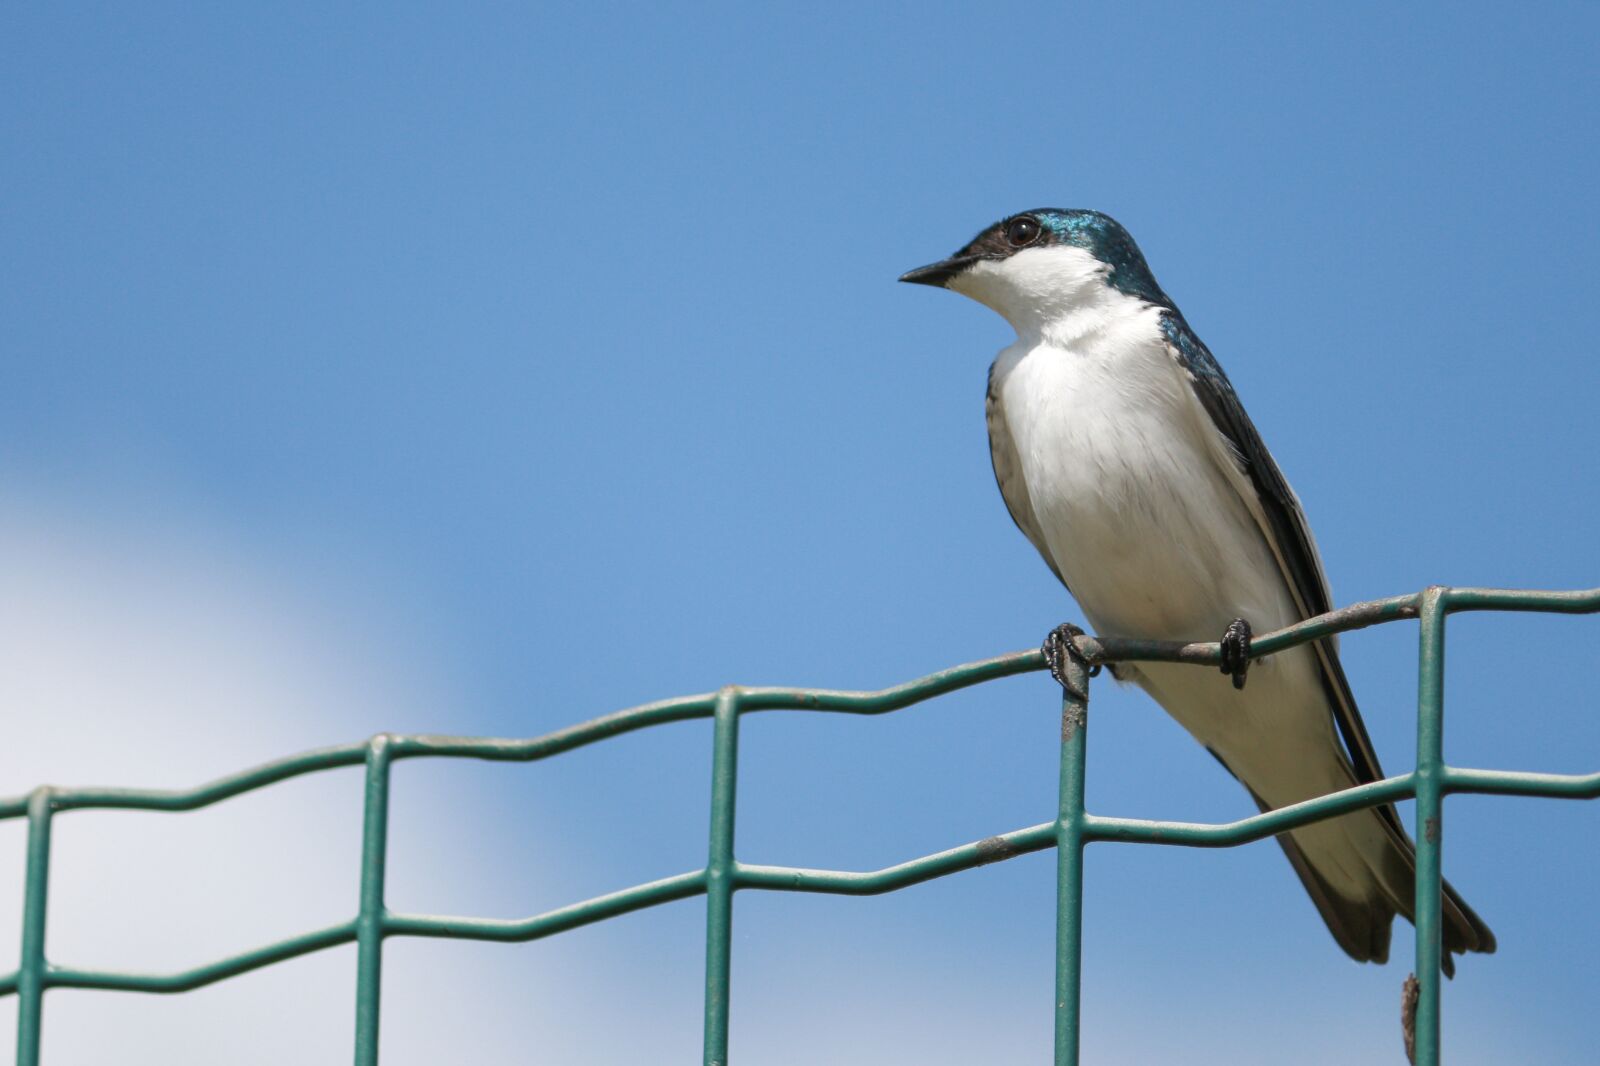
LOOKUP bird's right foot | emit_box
[1042,622,1100,701]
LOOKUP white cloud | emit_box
[0,491,640,1065]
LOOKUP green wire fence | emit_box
[1,584,1596,1065]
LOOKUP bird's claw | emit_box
[1042,622,1100,701]
[1219,617,1253,690]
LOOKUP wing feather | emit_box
[1161,311,1495,963]
[1158,312,1388,782]
[986,364,1070,591]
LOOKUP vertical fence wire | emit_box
[15,789,53,1066]
[354,736,394,1066]
[703,688,741,1066]
[1412,591,1447,1066]
[1053,660,1091,1066]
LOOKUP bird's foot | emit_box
[1218,617,1253,690]
[1042,622,1100,701]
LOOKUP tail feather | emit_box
[1366,807,1497,977]
[1240,781,1495,976]
[1268,817,1395,964]
[1301,638,1496,974]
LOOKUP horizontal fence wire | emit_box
[1,585,1596,1065]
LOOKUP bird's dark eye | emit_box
[1004,216,1042,247]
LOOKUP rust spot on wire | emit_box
[1061,705,1087,741]
[975,836,1018,865]
[1425,817,1440,843]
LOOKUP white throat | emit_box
[949,245,1151,347]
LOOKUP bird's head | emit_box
[899,208,1172,334]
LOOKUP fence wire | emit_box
[2,585,1596,1065]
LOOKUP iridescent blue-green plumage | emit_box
[1032,209,1175,308]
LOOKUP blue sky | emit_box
[3,3,1597,1063]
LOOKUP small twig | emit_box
[1401,973,1420,1065]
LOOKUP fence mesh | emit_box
[2,585,1596,1065]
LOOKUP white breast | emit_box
[990,307,1297,644]
[965,246,1356,859]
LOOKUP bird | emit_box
[899,208,1494,974]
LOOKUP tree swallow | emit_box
[900,209,1494,973]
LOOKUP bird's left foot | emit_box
[1042,622,1101,701]
[1219,617,1253,690]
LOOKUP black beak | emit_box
[898,255,983,288]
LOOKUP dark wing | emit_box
[986,364,1069,590]
[1158,311,1387,782]
[1162,311,1495,966]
